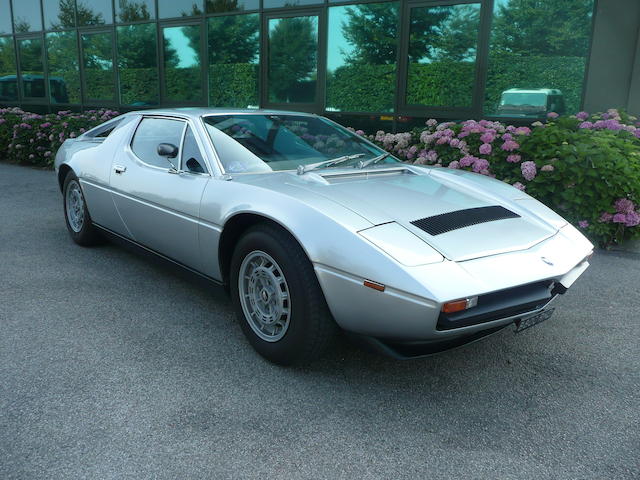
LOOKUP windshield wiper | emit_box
[356,152,391,169]
[297,153,365,175]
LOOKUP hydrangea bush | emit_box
[366,109,640,247]
[0,107,120,168]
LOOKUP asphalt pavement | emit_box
[0,162,638,479]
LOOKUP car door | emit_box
[109,115,211,271]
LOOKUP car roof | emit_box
[502,88,563,95]
[127,107,318,119]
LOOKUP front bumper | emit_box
[314,224,592,348]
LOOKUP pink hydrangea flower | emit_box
[615,198,635,214]
[512,182,526,191]
[579,121,593,129]
[578,220,589,229]
[541,164,554,172]
[459,155,475,167]
[521,161,537,181]
[613,213,627,223]
[426,119,437,127]
[479,143,492,155]
[514,126,531,136]
[501,140,519,151]
[449,138,460,148]
[480,132,495,143]
[576,111,589,120]
[547,112,559,119]
[599,212,613,223]
[448,160,460,169]
[355,130,364,135]
[506,154,521,163]
[472,158,490,173]
[625,211,640,227]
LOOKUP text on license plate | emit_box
[514,308,555,333]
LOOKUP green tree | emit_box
[48,0,77,29]
[492,0,593,56]
[208,14,259,65]
[268,16,317,102]
[430,4,481,62]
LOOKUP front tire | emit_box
[230,223,336,365]
[63,171,101,246]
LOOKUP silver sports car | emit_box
[55,108,594,365]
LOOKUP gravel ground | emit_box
[0,162,638,479]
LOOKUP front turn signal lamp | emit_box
[441,296,478,314]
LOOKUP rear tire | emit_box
[63,170,101,246]
[230,223,337,365]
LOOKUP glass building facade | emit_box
[0,0,597,130]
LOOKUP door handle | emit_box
[114,165,127,174]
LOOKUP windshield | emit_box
[500,92,547,107]
[203,114,395,173]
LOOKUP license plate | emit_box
[514,308,555,333]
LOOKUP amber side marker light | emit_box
[442,296,478,314]
[363,280,385,292]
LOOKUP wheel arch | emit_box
[58,164,73,192]
[218,212,310,286]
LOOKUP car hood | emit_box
[239,165,561,262]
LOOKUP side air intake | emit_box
[411,206,520,236]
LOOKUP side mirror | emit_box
[157,143,178,158]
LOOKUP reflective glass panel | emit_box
[12,0,43,32]
[206,0,258,13]
[263,0,321,8]
[327,3,398,113]
[268,16,318,104]
[81,31,115,100]
[0,37,18,101]
[76,0,113,26]
[117,24,159,105]
[484,0,595,117]
[208,14,259,108]
[163,25,202,101]
[18,38,45,97]
[116,0,155,22]
[406,3,480,108]
[181,125,207,173]
[46,31,81,103]
[43,0,76,29]
[0,0,13,34]
[158,0,202,18]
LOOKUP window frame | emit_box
[129,115,212,175]
[159,19,207,106]
[79,27,118,104]
[396,0,490,118]
[261,8,326,113]
[16,33,49,103]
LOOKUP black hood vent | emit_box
[411,206,520,236]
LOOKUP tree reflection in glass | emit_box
[484,0,594,116]
[18,38,45,98]
[46,31,80,103]
[208,14,259,107]
[406,3,481,108]
[326,3,398,112]
[76,0,113,25]
[163,25,202,102]
[158,0,202,18]
[118,24,159,105]
[206,0,259,13]
[43,0,76,30]
[0,37,18,101]
[268,16,318,104]
[81,32,115,100]
[116,0,155,22]
[12,0,43,33]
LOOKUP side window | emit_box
[181,125,207,174]
[131,117,185,168]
